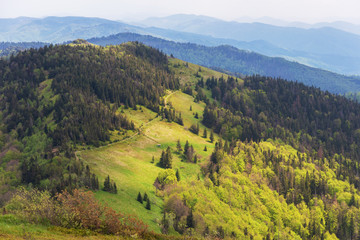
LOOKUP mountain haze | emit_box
[138,14,360,75]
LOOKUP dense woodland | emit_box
[2,41,360,239]
[0,42,47,57]
[0,41,178,198]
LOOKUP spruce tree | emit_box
[146,198,151,210]
[137,192,143,203]
[113,183,117,194]
[176,139,182,152]
[184,140,190,155]
[176,169,181,181]
[210,131,214,143]
[203,128,207,138]
[143,192,148,202]
[165,146,173,169]
[186,209,195,228]
[103,175,111,192]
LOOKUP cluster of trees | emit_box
[159,106,183,125]
[0,41,179,195]
[159,138,360,239]
[137,192,151,210]
[183,140,196,163]
[0,42,47,57]
[103,175,117,194]
[202,75,360,165]
[159,147,173,169]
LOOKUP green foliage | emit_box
[156,169,177,188]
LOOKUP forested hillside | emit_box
[0,40,177,201]
[1,41,360,239]
[0,42,47,57]
[88,33,360,94]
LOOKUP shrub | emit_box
[6,188,148,236]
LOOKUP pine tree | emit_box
[103,175,111,192]
[176,139,182,152]
[146,198,151,210]
[194,154,198,163]
[203,128,207,138]
[204,146,207,151]
[113,183,117,194]
[151,156,155,163]
[194,112,199,119]
[176,169,181,181]
[186,209,195,228]
[190,105,192,111]
[165,146,173,168]
[143,192,148,202]
[210,131,214,143]
[137,192,143,203]
[184,140,190,156]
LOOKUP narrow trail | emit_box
[75,90,179,160]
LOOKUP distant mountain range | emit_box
[137,14,360,75]
[88,33,360,94]
[2,15,360,93]
[2,15,360,75]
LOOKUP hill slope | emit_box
[2,42,360,239]
[88,32,360,94]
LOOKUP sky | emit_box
[1,0,360,24]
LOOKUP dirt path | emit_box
[75,90,179,160]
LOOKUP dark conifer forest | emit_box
[0,41,178,196]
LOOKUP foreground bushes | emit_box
[5,188,148,236]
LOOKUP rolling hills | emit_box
[2,15,360,75]
[88,32,360,94]
[1,41,360,239]
[138,14,360,75]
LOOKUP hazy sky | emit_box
[1,0,360,23]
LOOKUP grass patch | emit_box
[79,92,216,234]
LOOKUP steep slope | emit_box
[88,33,360,94]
